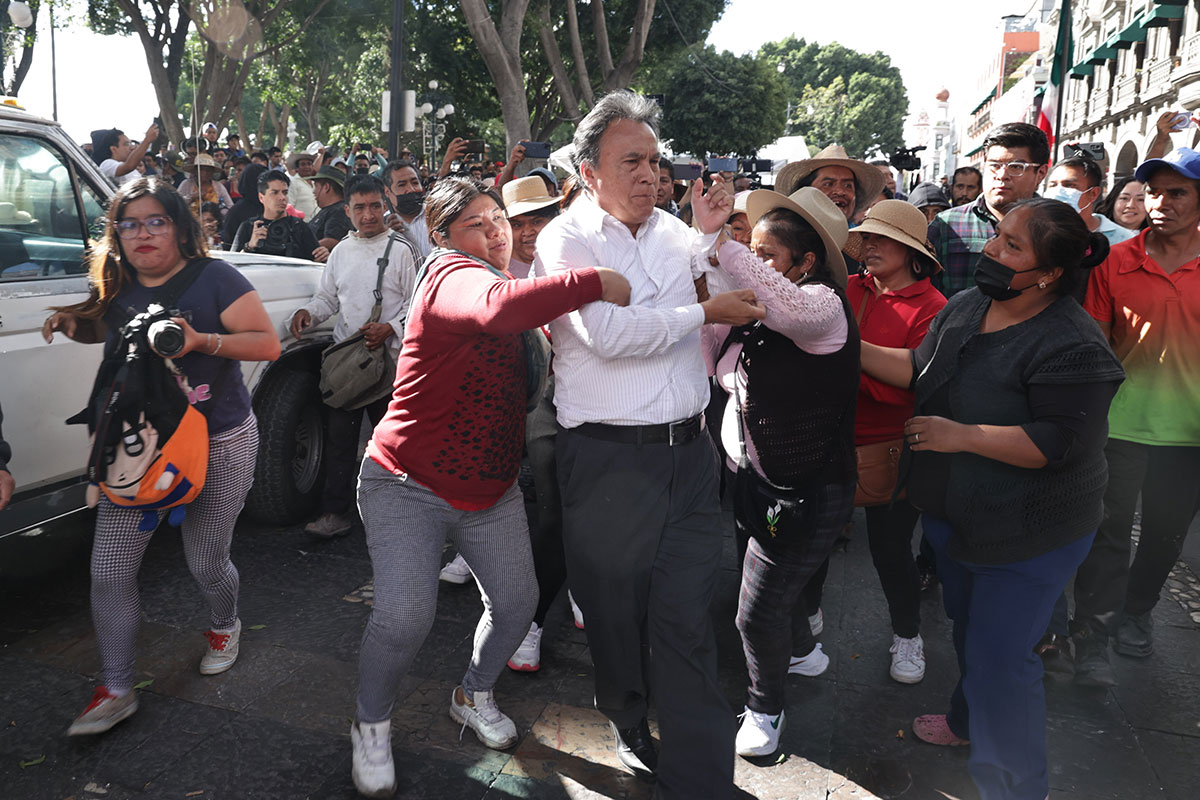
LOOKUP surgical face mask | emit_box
[973,253,1041,301]
[393,190,425,216]
[1044,185,1094,213]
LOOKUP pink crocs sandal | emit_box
[912,714,970,746]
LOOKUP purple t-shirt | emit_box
[106,259,255,434]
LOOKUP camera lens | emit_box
[147,319,186,358]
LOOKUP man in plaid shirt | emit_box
[928,123,1050,296]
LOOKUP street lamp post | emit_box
[0,1,34,96]
[416,80,454,165]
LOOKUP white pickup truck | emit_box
[0,104,336,579]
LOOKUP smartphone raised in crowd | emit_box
[707,157,739,173]
[465,140,488,154]
[674,163,703,181]
[520,141,552,159]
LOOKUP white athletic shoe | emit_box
[449,686,518,750]
[787,642,829,677]
[735,706,785,757]
[568,590,585,629]
[808,608,824,636]
[351,719,396,798]
[67,687,139,736]
[438,554,472,585]
[889,634,926,684]
[507,622,542,672]
[199,618,241,675]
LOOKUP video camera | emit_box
[889,146,927,172]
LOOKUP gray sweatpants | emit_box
[355,457,537,723]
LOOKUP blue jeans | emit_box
[924,515,1094,800]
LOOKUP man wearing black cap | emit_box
[309,166,354,251]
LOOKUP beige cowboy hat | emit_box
[186,153,218,170]
[774,144,886,215]
[286,150,315,172]
[743,186,850,287]
[501,175,559,218]
[847,199,944,275]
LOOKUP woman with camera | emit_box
[348,176,629,797]
[42,177,281,736]
[860,198,1123,800]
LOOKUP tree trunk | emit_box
[460,0,533,152]
[535,2,581,124]
[234,106,248,142]
[563,0,595,107]
[8,2,38,96]
[259,100,273,148]
[275,104,292,148]
[114,0,191,144]
[606,0,656,91]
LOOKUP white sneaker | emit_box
[889,634,926,684]
[735,706,785,757]
[787,642,829,676]
[808,608,824,636]
[507,622,542,672]
[351,719,396,798]
[568,590,585,629]
[449,686,518,749]
[199,618,241,675]
[67,687,139,736]
[438,554,472,585]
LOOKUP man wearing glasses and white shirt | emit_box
[533,92,764,800]
[927,122,1050,296]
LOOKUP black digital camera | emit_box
[889,146,927,172]
[125,303,187,359]
[264,217,295,253]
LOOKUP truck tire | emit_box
[245,368,325,525]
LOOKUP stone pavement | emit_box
[1,505,1197,800]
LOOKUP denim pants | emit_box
[925,515,1094,800]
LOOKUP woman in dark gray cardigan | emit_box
[861,198,1124,800]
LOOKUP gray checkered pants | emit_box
[90,414,258,692]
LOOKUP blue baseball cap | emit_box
[1134,147,1200,182]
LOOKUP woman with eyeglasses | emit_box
[42,176,281,737]
[861,198,1123,800]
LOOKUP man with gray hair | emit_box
[534,91,763,799]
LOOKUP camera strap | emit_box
[367,234,399,324]
[106,258,216,329]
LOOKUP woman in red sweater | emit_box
[349,177,629,798]
[844,200,947,685]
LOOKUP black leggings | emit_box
[525,378,569,627]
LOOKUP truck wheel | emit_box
[245,369,325,525]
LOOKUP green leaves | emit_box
[18,755,45,769]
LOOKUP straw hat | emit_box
[501,176,559,218]
[774,144,886,215]
[186,154,218,170]
[742,187,850,287]
[847,199,943,275]
[286,150,315,172]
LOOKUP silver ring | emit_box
[914,433,920,443]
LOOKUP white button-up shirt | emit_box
[533,193,709,427]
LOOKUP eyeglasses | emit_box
[984,160,1041,177]
[115,215,172,239]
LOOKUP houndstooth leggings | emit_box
[90,413,258,693]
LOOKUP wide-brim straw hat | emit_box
[847,199,943,275]
[287,150,315,172]
[743,186,849,287]
[774,144,886,215]
[501,175,559,217]
[186,153,218,170]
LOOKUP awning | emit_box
[1069,63,1095,79]
[1145,4,1186,27]
[963,144,983,159]
[1111,17,1148,48]
[1088,44,1118,64]
[1150,0,1187,6]
[970,88,997,115]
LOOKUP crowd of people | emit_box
[11,95,1192,800]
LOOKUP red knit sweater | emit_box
[845,274,947,445]
[367,252,602,510]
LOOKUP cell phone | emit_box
[465,139,488,154]
[521,141,552,159]
[1169,112,1195,132]
[707,157,738,173]
[675,163,703,181]
[1063,142,1107,162]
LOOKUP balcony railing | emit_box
[1113,74,1140,106]
[1185,31,1200,66]
[1144,58,1174,97]
[1091,88,1112,121]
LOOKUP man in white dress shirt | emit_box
[534,91,764,800]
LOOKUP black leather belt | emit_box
[572,415,704,446]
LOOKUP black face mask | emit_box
[393,190,425,216]
[973,254,1040,301]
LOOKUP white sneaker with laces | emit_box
[199,618,241,675]
[351,719,396,798]
[438,554,472,585]
[507,622,542,672]
[889,634,926,684]
[808,608,824,636]
[787,642,829,676]
[450,686,518,749]
[67,687,139,736]
[735,706,785,757]
[568,590,585,629]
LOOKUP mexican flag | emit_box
[1037,0,1073,151]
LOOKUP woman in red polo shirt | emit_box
[845,200,947,684]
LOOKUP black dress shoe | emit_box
[612,720,657,779]
[1035,633,1075,677]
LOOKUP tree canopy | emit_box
[759,36,908,160]
[651,46,787,157]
